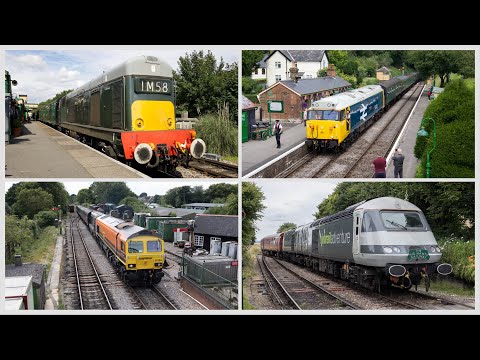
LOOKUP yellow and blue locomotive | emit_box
[306,73,418,152]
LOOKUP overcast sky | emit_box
[250,180,340,242]
[5,180,237,197]
[5,48,238,103]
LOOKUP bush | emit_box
[414,79,474,177]
[196,104,238,157]
[438,238,475,284]
[34,211,58,228]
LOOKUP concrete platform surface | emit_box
[386,89,429,178]
[242,122,306,176]
[5,121,148,178]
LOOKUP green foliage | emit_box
[168,211,177,217]
[326,50,349,67]
[407,50,473,86]
[204,183,237,202]
[118,196,149,212]
[242,182,266,247]
[76,188,94,205]
[6,182,69,212]
[89,182,136,204]
[5,215,35,263]
[206,193,238,215]
[438,238,475,283]
[174,50,238,121]
[336,69,357,88]
[414,80,474,178]
[277,222,297,233]
[195,104,238,157]
[242,50,268,76]
[12,188,54,219]
[314,182,474,239]
[38,89,73,108]
[242,76,265,95]
[34,211,59,228]
[164,186,196,208]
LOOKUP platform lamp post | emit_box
[416,117,436,178]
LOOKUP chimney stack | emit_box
[327,64,336,77]
[14,254,22,267]
[289,61,300,83]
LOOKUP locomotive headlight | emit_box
[392,246,401,253]
[436,246,441,253]
[154,262,162,267]
[383,246,393,254]
[430,246,437,253]
[128,264,136,268]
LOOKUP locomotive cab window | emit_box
[147,240,162,252]
[128,241,144,253]
[380,211,425,230]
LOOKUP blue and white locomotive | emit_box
[273,197,452,292]
[305,73,419,151]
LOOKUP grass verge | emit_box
[20,225,60,276]
[242,243,261,309]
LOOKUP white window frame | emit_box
[211,236,221,242]
[275,61,281,69]
[275,75,282,82]
[194,235,204,246]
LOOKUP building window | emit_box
[323,60,326,68]
[306,75,312,79]
[275,61,281,69]
[194,235,204,247]
[211,237,221,242]
[262,68,266,75]
[275,75,281,82]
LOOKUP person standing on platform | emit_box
[392,148,405,178]
[373,155,386,178]
[273,119,283,148]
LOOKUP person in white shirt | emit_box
[273,119,283,148]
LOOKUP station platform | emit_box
[5,121,148,178]
[242,121,306,176]
[386,88,429,178]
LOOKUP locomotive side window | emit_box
[120,241,125,252]
[361,212,377,232]
[355,216,359,236]
[128,241,144,253]
[380,211,424,230]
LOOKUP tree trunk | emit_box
[440,74,446,88]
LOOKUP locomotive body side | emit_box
[306,85,384,150]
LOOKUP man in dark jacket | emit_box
[393,148,405,178]
[273,119,283,148]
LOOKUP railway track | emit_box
[268,256,473,310]
[256,255,298,310]
[278,82,423,178]
[187,158,238,178]
[165,249,183,265]
[388,289,475,310]
[69,217,113,310]
[131,286,178,310]
[261,256,357,310]
[346,82,424,178]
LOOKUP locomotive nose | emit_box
[134,143,153,164]
[190,138,206,159]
